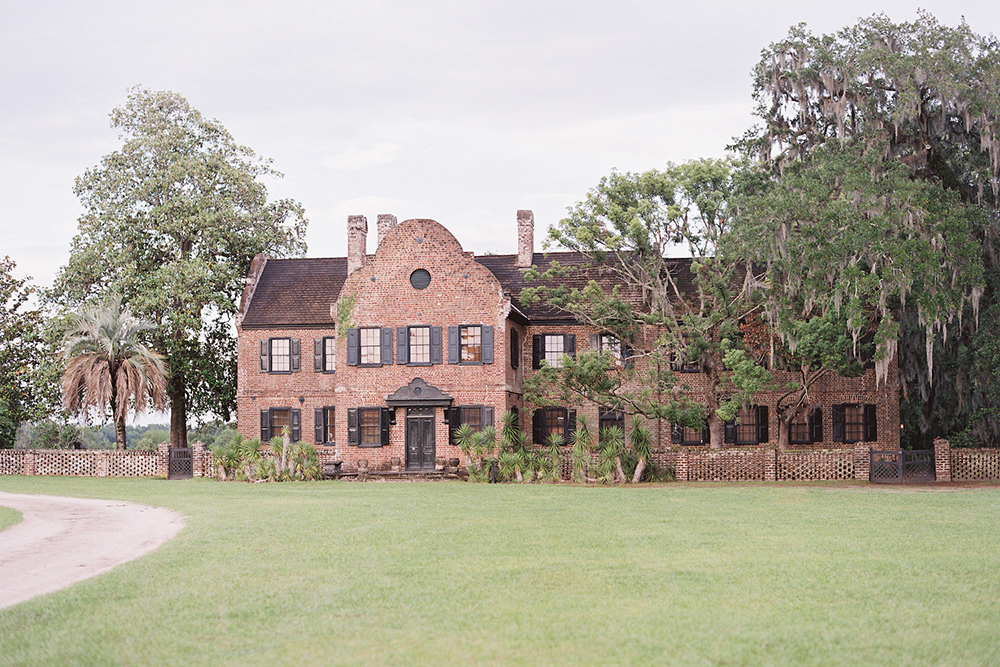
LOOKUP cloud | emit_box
[321,143,402,171]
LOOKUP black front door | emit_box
[406,407,435,470]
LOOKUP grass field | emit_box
[1,476,998,667]
[0,505,20,532]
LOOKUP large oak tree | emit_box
[729,12,999,445]
[50,88,307,447]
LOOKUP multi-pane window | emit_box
[448,405,494,444]
[409,326,431,364]
[270,338,290,372]
[789,416,810,444]
[532,334,575,369]
[724,405,769,445]
[672,425,705,446]
[833,403,876,443]
[842,404,864,443]
[322,407,335,443]
[532,407,575,445]
[789,408,822,444]
[460,325,482,363]
[324,337,336,372]
[599,407,625,444]
[543,334,565,367]
[360,328,381,365]
[359,407,381,446]
[261,407,300,442]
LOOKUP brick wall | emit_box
[0,449,160,477]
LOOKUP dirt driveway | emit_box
[0,492,185,609]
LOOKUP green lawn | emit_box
[0,504,20,532]
[1,477,998,667]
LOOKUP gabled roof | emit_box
[239,250,696,329]
[240,257,347,329]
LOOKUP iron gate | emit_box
[169,447,193,479]
[870,449,935,484]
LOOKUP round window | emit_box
[410,268,431,290]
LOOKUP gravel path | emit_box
[0,492,185,609]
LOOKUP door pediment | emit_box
[386,377,453,407]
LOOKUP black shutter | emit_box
[380,328,393,366]
[532,335,543,369]
[757,406,769,443]
[448,407,460,444]
[260,410,270,441]
[290,339,301,372]
[510,329,520,369]
[724,420,736,443]
[291,409,301,442]
[565,334,576,359]
[397,327,408,365]
[832,404,845,442]
[431,326,443,364]
[810,408,823,443]
[313,339,323,372]
[701,428,710,445]
[346,328,359,366]
[260,340,269,372]
[864,404,878,442]
[624,344,634,369]
[484,406,494,429]
[380,407,391,447]
[347,408,359,446]
[314,408,324,444]
[448,326,460,364]
[671,425,683,443]
[532,409,543,444]
[482,325,494,364]
[565,409,576,445]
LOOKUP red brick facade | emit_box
[236,213,900,474]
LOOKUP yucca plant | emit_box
[629,415,653,483]
[571,414,595,483]
[597,425,626,484]
[454,423,497,482]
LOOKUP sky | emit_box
[4,1,1000,291]
[4,1,999,292]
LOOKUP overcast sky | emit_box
[3,1,999,291]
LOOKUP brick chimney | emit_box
[376,214,398,246]
[517,209,534,268]
[347,215,368,275]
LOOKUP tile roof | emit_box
[240,257,347,329]
[240,251,700,328]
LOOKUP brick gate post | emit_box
[933,438,952,482]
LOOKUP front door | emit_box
[406,407,436,470]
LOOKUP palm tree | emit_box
[61,296,169,450]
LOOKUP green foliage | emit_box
[570,414,595,482]
[596,426,625,484]
[529,160,750,446]
[135,428,171,450]
[0,257,55,447]
[60,294,169,449]
[454,423,497,482]
[49,87,308,446]
[735,12,1000,444]
[211,434,319,482]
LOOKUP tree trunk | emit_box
[169,372,187,448]
[777,418,790,451]
[631,457,646,484]
[707,413,725,449]
[114,411,128,450]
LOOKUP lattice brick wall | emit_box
[686,449,766,482]
[35,450,99,476]
[106,451,158,477]
[951,449,1000,481]
[0,450,26,475]
[778,449,854,481]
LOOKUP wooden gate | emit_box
[870,449,935,484]
[169,447,193,479]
